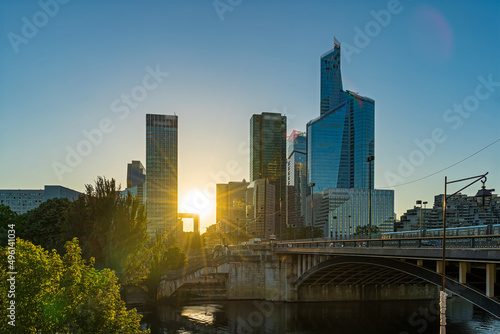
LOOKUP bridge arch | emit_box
[295,256,500,318]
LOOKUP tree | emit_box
[0,205,21,247]
[177,231,204,255]
[354,225,379,236]
[0,238,147,333]
[65,177,149,284]
[146,234,187,297]
[282,225,323,240]
[21,198,70,254]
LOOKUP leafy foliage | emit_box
[354,225,379,236]
[146,234,187,296]
[0,205,22,247]
[21,198,70,254]
[65,177,149,284]
[0,238,147,333]
[283,225,324,240]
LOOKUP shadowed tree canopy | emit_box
[0,204,21,247]
[21,198,71,254]
[354,225,379,236]
[65,177,149,284]
[146,233,187,296]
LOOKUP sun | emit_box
[180,189,212,218]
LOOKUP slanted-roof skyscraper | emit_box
[308,39,374,192]
[250,112,286,238]
[306,38,393,237]
[146,114,178,237]
[320,37,343,116]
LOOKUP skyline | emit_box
[1,0,499,232]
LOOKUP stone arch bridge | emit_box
[157,236,500,318]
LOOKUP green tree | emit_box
[65,177,149,284]
[354,225,379,236]
[0,205,21,247]
[283,225,323,240]
[21,197,70,254]
[0,238,147,333]
[146,234,187,296]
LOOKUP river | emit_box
[140,297,500,333]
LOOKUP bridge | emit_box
[157,235,500,318]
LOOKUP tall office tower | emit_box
[146,114,178,237]
[246,179,275,240]
[127,161,146,188]
[287,130,307,229]
[125,160,146,205]
[250,112,286,238]
[320,37,343,116]
[308,39,374,193]
[216,180,249,236]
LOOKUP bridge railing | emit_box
[274,235,500,250]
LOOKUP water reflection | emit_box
[142,297,500,334]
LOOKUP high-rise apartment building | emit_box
[308,39,374,192]
[250,112,286,238]
[146,114,178,236]
[287,130,307,228]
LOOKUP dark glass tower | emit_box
[146,114,178,237]
[308,40,374,193]
[250,112,286,238]
[287,131,307,228]
[127,160,146,188]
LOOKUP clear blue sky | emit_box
[1,0,499,232]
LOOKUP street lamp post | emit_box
[423,201,428,232]
[348,215,352,238]
[417,200,423,237]
[366,156,374,239]
[236,218,240,245]
[440,172,490,334]
[333,216,337,240]
[310,183,315,241]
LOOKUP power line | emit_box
[380,138,500,189]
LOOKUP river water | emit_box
[141,297,500,334]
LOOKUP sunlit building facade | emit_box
[216,180,249,235]
[246,179,275,240]
[309,188,394,237]
[250,112,286,238]
[146,114,178,237]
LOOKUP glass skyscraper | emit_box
[146,114,178,237]
[308,40,374,192]
[124,160,146,205]
[250,112,286,238]
[287,130,307,228]
[305,38,393,233]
